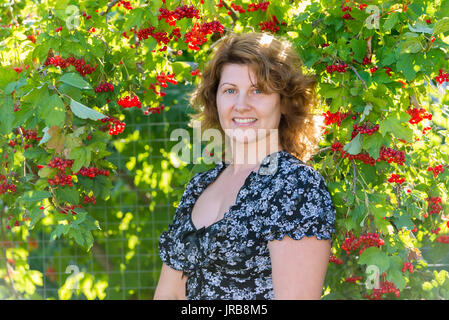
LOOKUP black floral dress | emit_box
[158,150,336,300]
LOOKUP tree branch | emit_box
[348,64,368,90]
[100,0,120,17]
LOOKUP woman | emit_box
[154,32,336,300]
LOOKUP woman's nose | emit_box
[234,92,251,111]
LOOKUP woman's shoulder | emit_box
[276,150,325,185]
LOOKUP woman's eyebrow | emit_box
[219,82,259,88]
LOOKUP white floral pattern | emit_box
[158,150,336,300]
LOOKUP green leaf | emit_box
[363,132,386,160]
[29,206,44,229]
[21,190,51,202]
[392,209,415,230]
[93,175,112,200]
[350,38,367,62]
[123,7,145,30]
[343,133,363,155]
[60,73,92,90]
[387,268,407,290]
[358,247,390,273]
[0,66,18,88]
[384,12,399,31]
[408,21,433,34]
[400,33,422,53]
[39,127,51,146]
[37,167,57,178]
[54,186,79,204]
[379,112,414,142]
[40,94,66,127]
[433,17,449,35]
[50,224,67,240]
[396,53,416,81]
[69,146,91,173]
[0,96,14,134]
[70,99,106,121]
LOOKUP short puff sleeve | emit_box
[260,165,336,242]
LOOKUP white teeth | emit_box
[233,118,257,123]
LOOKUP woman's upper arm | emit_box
[154,263,187,300]
[268,235,331,300]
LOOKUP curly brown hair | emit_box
[187,32,322,163]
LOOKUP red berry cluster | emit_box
[83,195,97,205]
[323,111,357,126]
[402,262,414,273]
[247,1,270,12]
[341,232,385,255]
[259,15,285,33]
[44,55,97,76]
[229,3,245,14]
[99,117,126,135]
[46,157,74,187]
[48,173,73,187]
[191,69,202,77]
[94,82,114,93]
[435,69,449,84]
[82,12,92,19]
[422,126,432,135]
[426,196,443,215]
[370,66,378,73]
[387,173,405,185]
[149,83,166,97]
[48,157,74,171]
[362,56,371,65]
[59,204,82,215]
[326,63,348,74]
[116,0,133,10]
[144,104,165,115]
[158,5,200,26]
[436,235,449,244]
[345,276,363,284]
[184,21,224,50]
[351,123,379,139]
[217,0,270,13]
[55,26,62,32]
[431,227,441,235]
[364,280,400,300]
[378,146,405,165]
[341,3,353,19]
[20,128,41,142]
[27,34,37,43]
[427,164,445,178]
[331,140,378,166]
[117,95,142,108]
[383,66,393,76]
[0,174,17,195]
[76,166,110,179]
[5,215,21,230]
[136,26,180,49]
[329,255,343,265]
[406,107,432,124]
[157,72,177,88]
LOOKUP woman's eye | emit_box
[225,88,235,94]
[254,88,262,94]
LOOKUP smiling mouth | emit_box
[233,118,258,124]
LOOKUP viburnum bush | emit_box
[0,0,448,300]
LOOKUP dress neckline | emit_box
[188,149,288,231]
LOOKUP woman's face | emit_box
[216,63,282,145]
